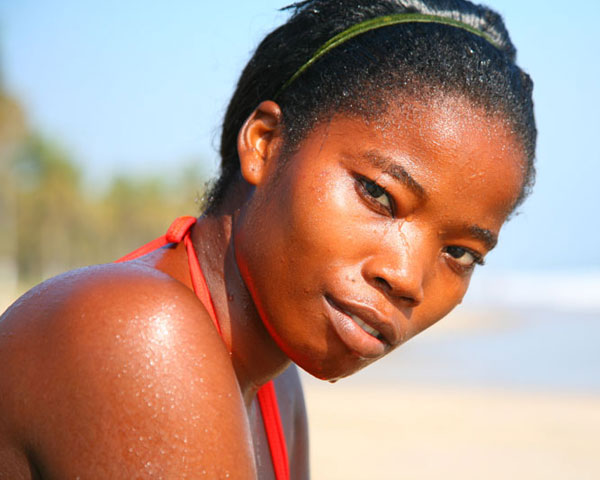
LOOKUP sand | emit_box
[302,381,600,479]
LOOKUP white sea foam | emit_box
[465,270,600,314]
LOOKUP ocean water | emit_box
[335,306,600,394]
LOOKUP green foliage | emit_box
[0,96,207,286]
[90,165,206,266]
[13,134,84,280]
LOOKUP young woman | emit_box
[0,0,536,478]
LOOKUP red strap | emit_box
[118,216,289,480]
[165,215,197,243]
[116,235,169,263]
[116,216,197,263]
[257,381,290,480]
[183,233,221,336]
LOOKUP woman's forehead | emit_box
[299,93,526,216]
[323,93,525,163]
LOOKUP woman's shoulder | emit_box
[0,260,220,360]
[0,262,257,477]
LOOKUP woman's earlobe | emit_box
[237,101,283,186]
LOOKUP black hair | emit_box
[205,0,536,213]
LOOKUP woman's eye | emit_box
[358,177,392,212]
[444,246,484,269]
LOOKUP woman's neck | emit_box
[191,202,291,406]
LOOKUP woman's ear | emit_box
[237,100,283,186]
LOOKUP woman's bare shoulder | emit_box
[0,262,257,478]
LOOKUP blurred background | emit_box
[1,0,598,478]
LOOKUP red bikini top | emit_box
[117,216,290,480]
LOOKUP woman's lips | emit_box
[324,296,391,358]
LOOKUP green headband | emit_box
[275,13,497,97]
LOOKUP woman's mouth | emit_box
[324,295,389,358]
[346,312,384,340]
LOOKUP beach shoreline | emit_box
[303,381,600,479]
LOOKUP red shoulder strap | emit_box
[115,215,196,262]
[115,216,221,335]
[115,234,169,263]
[257,380,290,480]
[118,216,289,480]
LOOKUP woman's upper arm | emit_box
[0,263,257,479]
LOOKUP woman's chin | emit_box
[296,352,373,382]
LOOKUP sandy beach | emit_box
[302,380,600,479]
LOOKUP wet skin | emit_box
[234,95,525,381]
[0,94,525,478]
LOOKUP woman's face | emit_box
[234,94,525,380]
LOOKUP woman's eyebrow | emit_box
[469,225,498,251]
[357,151,499,250]
[361,151,427,199]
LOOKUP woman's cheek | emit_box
[288,168,358,248]
[288,171,347,245]
[410,271,471,338]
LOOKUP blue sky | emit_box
[1,0,599,272]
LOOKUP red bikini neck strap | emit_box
[165,215,197,243]
[169,217,222,336]
[117,216,221,336]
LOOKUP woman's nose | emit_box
[362,228,428,308]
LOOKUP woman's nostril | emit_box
[401,295,418,307]
[374,276,419,306]
[375,276,391,291]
